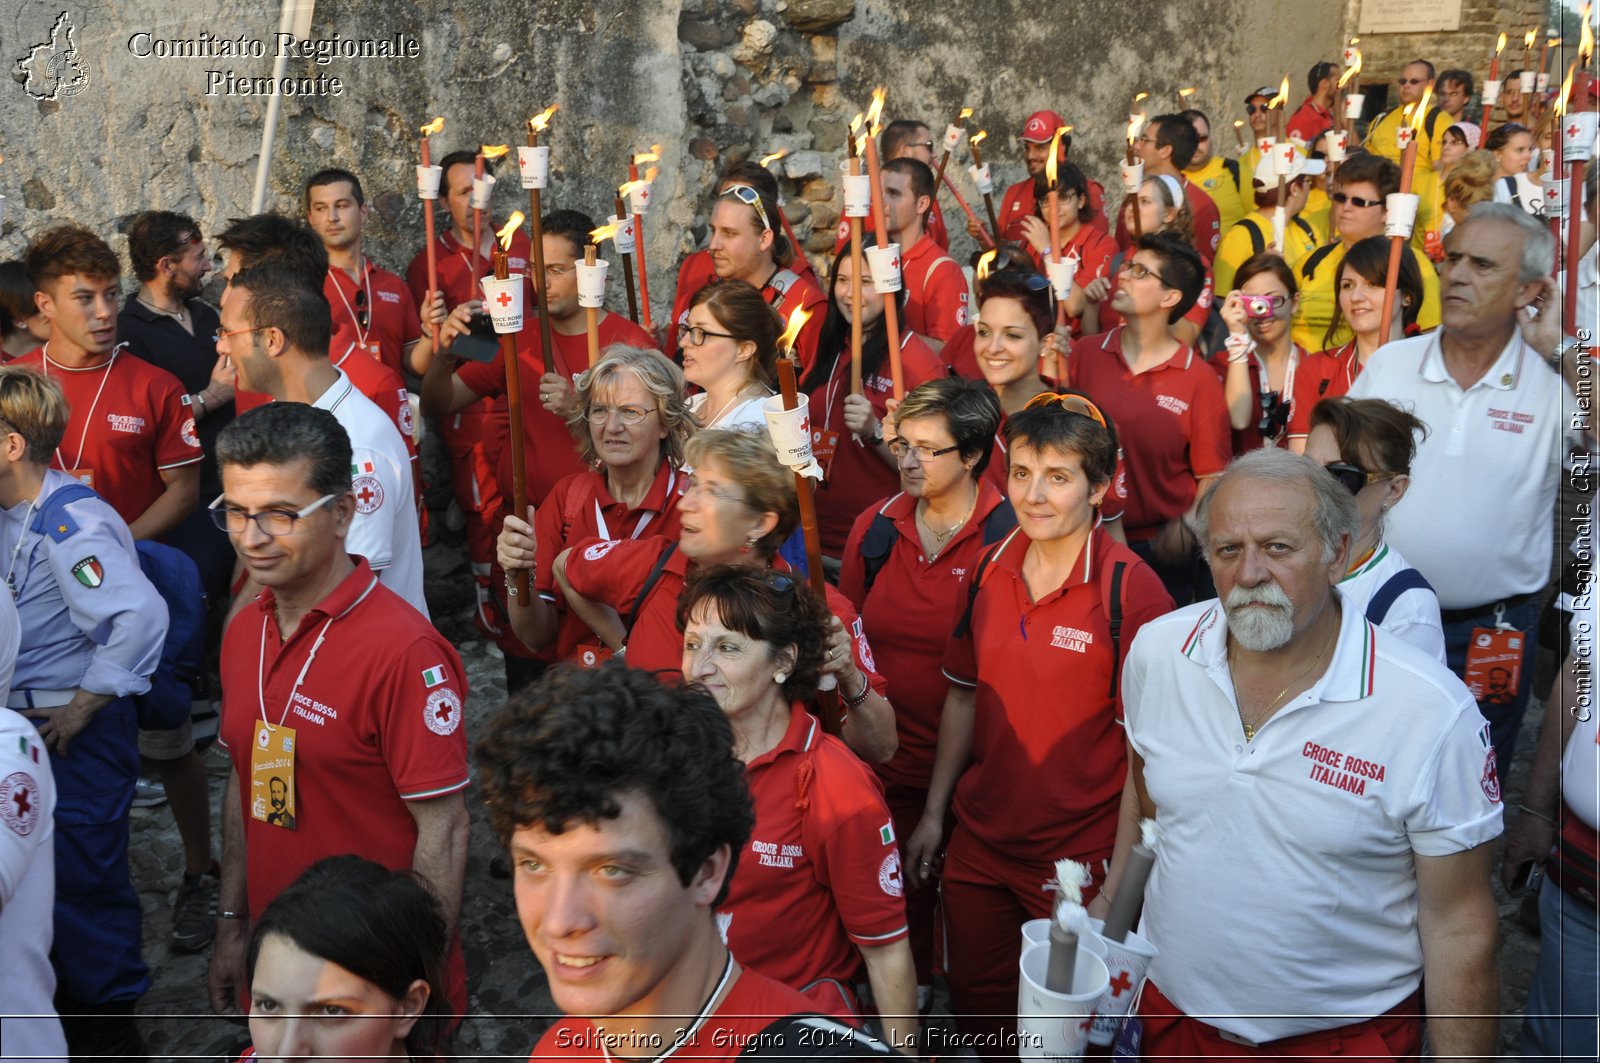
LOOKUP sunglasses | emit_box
[1245,103,1270,114]
[1397,77,1429,86]
[719,184,772,232]
[1332,191,1383,209]
[1023,391,1109,429]
[979,252,1054,291]
[1324,462,1394,495]
[354,288,368,330]
[911,140,936,151]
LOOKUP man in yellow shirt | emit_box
[1364,60,1449,250]
[1238,87,1276,211]
[1182,109,1248,234]
[1291,152,1441,351]
[1214,151,1327,294]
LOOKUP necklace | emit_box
[1231,617,1337,741]
[137,294,189,322]
[917,489,978,556]
[701,381,768,428]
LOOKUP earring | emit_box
[741,536,758,554]
[774,671,789,684]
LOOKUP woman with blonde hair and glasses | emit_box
[496,346,694,670]
[904,393,1171,1056]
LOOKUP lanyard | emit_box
[599,951,736,1063]
[594,466,676,541]
[258,613,336,727]
[4,498,37,600]
[44,343,119,472]
[327,263,374,349]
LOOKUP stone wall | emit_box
[2,0,1357,321]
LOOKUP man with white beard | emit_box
[1097,448,1503,1060]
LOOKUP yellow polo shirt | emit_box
[1214,208,1326,295]
[1290,239,1441,351]
[1185,155,1249,234]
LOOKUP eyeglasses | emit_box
[1331,191,1383,209]
[1023,391,1109,429]
[1323,461,1394,496]
[888,438,961,462]
[1245,103,1270,115]
[764,571,796,593]
[719,184,771,232]
[911,140,935,151]
[208,492,336,536]
[1118,259,1177,289]
[677,322,740,347]
[544,263,575,279]
[214,325,268,345]
[1397,77,1428,86]
[682,476,748,505]
[354,288,368,330]
[585,403,658,425]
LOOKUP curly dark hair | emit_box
[675,564,830,701]
[475,661,754,907]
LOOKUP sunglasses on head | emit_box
[1023,391,1109,429]
[1331,191,1383,209]
[1324,461,1393,496]
[719,184,772,232]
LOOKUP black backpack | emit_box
[856,496,1018,594]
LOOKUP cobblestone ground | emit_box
[126,527,1555,1060]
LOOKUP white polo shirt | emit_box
[313,370,428,618]
[1123,596,1503,1043]
[1347,332,1568,609]
[1339,541,1445,663]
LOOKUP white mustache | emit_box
[1225,583,1292,610]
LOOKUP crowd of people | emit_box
[0,46,1594,1063]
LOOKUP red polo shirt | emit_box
[533,465,683,662]
[217,559,469,1000]
[834,199,951,257]
[1114,177,1221,263]
[838,481,1010,790]
[937,324,980,379]
[807,336,945,555]
[1094,259,1216,337]
[720,704,907,1000]
[456,312,658,507]
[1068,328,1231,537]
[324,259,421,379]
[18,345,202,526]
[666,255,826,365]
[982,403,1129,525]
[900,233,969,344]
[942,527,1170,864]
[1287,98,1335,148]
[405,226,533,312]
[1286,341,1361,442]
[998,177,1110,246]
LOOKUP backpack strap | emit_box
[1223,158,1241,187]
[856,501,900,595]
[1423,106,1442,141]
[622,541,677,637]
[1300,242,1339,282]
[923,254,959,293]
[765,269,801,302]
[1365,567,1435,626]
[1240,217,1265,255]
[981,500,1018,543]
[1291,215,1316,242]
[1501,175,1524,212]
[951,529,1022,639]
[1101,560,1127,698]
[30,481,98,541]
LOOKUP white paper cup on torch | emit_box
[416,165,443,200]
[607,214,637,254]
[471,173,496,210]
[1085,917,1160,1048]
[1395,126,1415,151]
[969,162,994,196]
[1543,176,1567,218]
[864,243,903,294]
[1384,193,1420,239]
[1021,918,1110,955]
[1343,93,1366,119]
[1342,46,1360,66]
[761,395,824,480]
[1272,141,1300,177]
[517,146,550,190]
[1256,135,1277,154]
[1520,70,1538,94]
[575,259,609,309]
[1017,941,1109,1062]
[1564,113,1599,163]
[1537,72,1551,93]
[1482,80,1502,106]
[943,123,964,152]
[1046,257,1078,301]
[839,163,873,218]
[480,274,526,334]
[1327,130,1350,163]
[1119,161,1144,195]
[628,180,653,216]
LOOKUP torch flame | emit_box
[480,144,510,159]
[1045,126,1068,186]
[777,304,811,354]
[1495,32,1508,55]
[1233,119,1244,129]
[1582,4,1595,62]
[634,145,662,165]
[528,104,559,133]
[1177,87,1196,99]
[970,129,988,148]
[419,116,444,136]
[1133,92,1149,107]
[643,166,659,185]
[1410,85,1433,130]
[496,212,525,249]
[590,221,622,243]
[760,150,788,166]
[866,87,887,135]
[959,107,973,120]
[618,180,646,199]
[1126,114,1143,146]
[975,249,997,283]
[1270,76,1290,110]
[1338,53,1363,89]
[1350,35,1359,44]
[1525,28,1539,48]
[1557,64,1574,117]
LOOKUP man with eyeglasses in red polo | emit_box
[666,180,825,370]
[1289,152,1442,352]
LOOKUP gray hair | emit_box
[1461,201,1556,282]
[568,345,696,469]
[217,403,353,498]
[1194,449,1359,565]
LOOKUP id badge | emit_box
[811,429,840,475]
[1463,626,1524,705]
[568,639,614,669]
[367,342,382,359]
[250,721,298,830]
[63,468,94,489]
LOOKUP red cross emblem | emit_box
[1569,123,1582,140]
[1109,970,1134,997]
[1078,1018,1093,1032]
[12,786,31,819]
[356,484,377,507]
[1285,146,1299,164]
[496,291,514,308]
[436,701,453,723]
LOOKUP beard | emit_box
[1224,582,1296,651]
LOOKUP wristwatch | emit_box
[868,419,885,444]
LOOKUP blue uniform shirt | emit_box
[2,469,166,697]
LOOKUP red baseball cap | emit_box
[1020,110,1068,143]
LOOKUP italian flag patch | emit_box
[879,822,895,846]
[71,557,103,588]
[352,460,375,476]
[421,665,448,688]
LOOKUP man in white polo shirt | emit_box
[215,261,426,617]
[1347,202,1574,766]
[1103,449,1501,1060]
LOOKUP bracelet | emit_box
[1518,804,1557,826]
[193,391,209,415]
[841,673,872,709]
[218,909,249,921]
